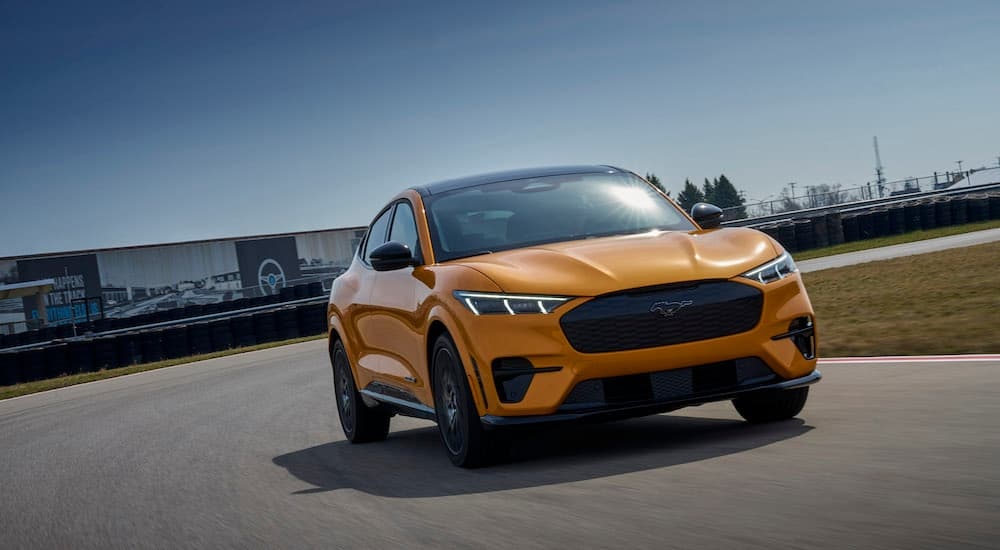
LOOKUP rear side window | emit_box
[362,208,392,263]
[389,202,420,260]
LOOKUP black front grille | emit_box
[559,281,763,353]
[560,357,776,411]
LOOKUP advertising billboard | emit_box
[17,254,102,324]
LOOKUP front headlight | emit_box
[740,252,798,284]
[453,291,572,315]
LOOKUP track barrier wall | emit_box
[0,297,330,386]
[751,192,997,259]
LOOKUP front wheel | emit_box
[432,334,503,468]
[332,340,390,443]
[732,387,809,423]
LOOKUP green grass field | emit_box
[803,241,1000,357]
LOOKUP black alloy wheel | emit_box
[432,334,500,468]
[332,340,390,443]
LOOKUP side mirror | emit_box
[370,241,416,271]
[690,202,724,229]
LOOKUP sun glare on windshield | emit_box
[606,185,658,212]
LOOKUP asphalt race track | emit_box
[1,340,998,549]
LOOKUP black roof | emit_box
[411,165,626,196]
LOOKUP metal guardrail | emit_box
[723,181,1000,228]
[725,167,1000,222]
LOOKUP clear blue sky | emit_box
[2,0,998,257]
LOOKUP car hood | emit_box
[451,228,779,296]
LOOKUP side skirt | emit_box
[360,382,436,421]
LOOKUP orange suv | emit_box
[327,166,819,467]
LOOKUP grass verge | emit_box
[793,219,1000,261]
[804,241,1000,356]
[0,334,325,400]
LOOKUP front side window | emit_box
[361,208,392,263]
[425,172,694,261]
[389,202,420,260]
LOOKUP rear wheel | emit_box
[432,334,502,468]
[332,340,390,443]
[732,387,809,423]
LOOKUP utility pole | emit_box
[873,136,886,197]
[789,182,797,200]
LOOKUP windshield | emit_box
[425,172,695,261]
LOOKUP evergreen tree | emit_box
[703,178,716,204]
[676,178,705,212]
[710,174,747,219]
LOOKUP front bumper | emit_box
[451,272,818,418]
[481,369,820,426]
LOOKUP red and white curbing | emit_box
[820,354,1000,364]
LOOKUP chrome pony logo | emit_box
[257,258,286,295]
[649,300,693,318]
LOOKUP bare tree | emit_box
[803,183,849,208]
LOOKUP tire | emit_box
[331,340,390,443]
[431,334,502,468]
[732,387,809,423]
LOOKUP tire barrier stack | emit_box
[276,307,301,341]
[231,315,257,348]
[762,192,997,256]
[116,332,142,366]
[841,214,860,242]
[968,194,989,222]
[141,331,165,363]
[68,339,95,374]
[952,196,968,225]
[826,211,844,246]
[162,326,190,360]
[297,303,328,336]
[919,201,936,230]
[94,337,119,370]
[0,281,329,350]
[188,323,213,356]
[209,319,234,351]
[777,222,796,252]
[0,298,331,387]
[888,205,905,235]
[252,311,279,344]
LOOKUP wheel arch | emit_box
[327,312,365,390]
[424,310,490,415]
